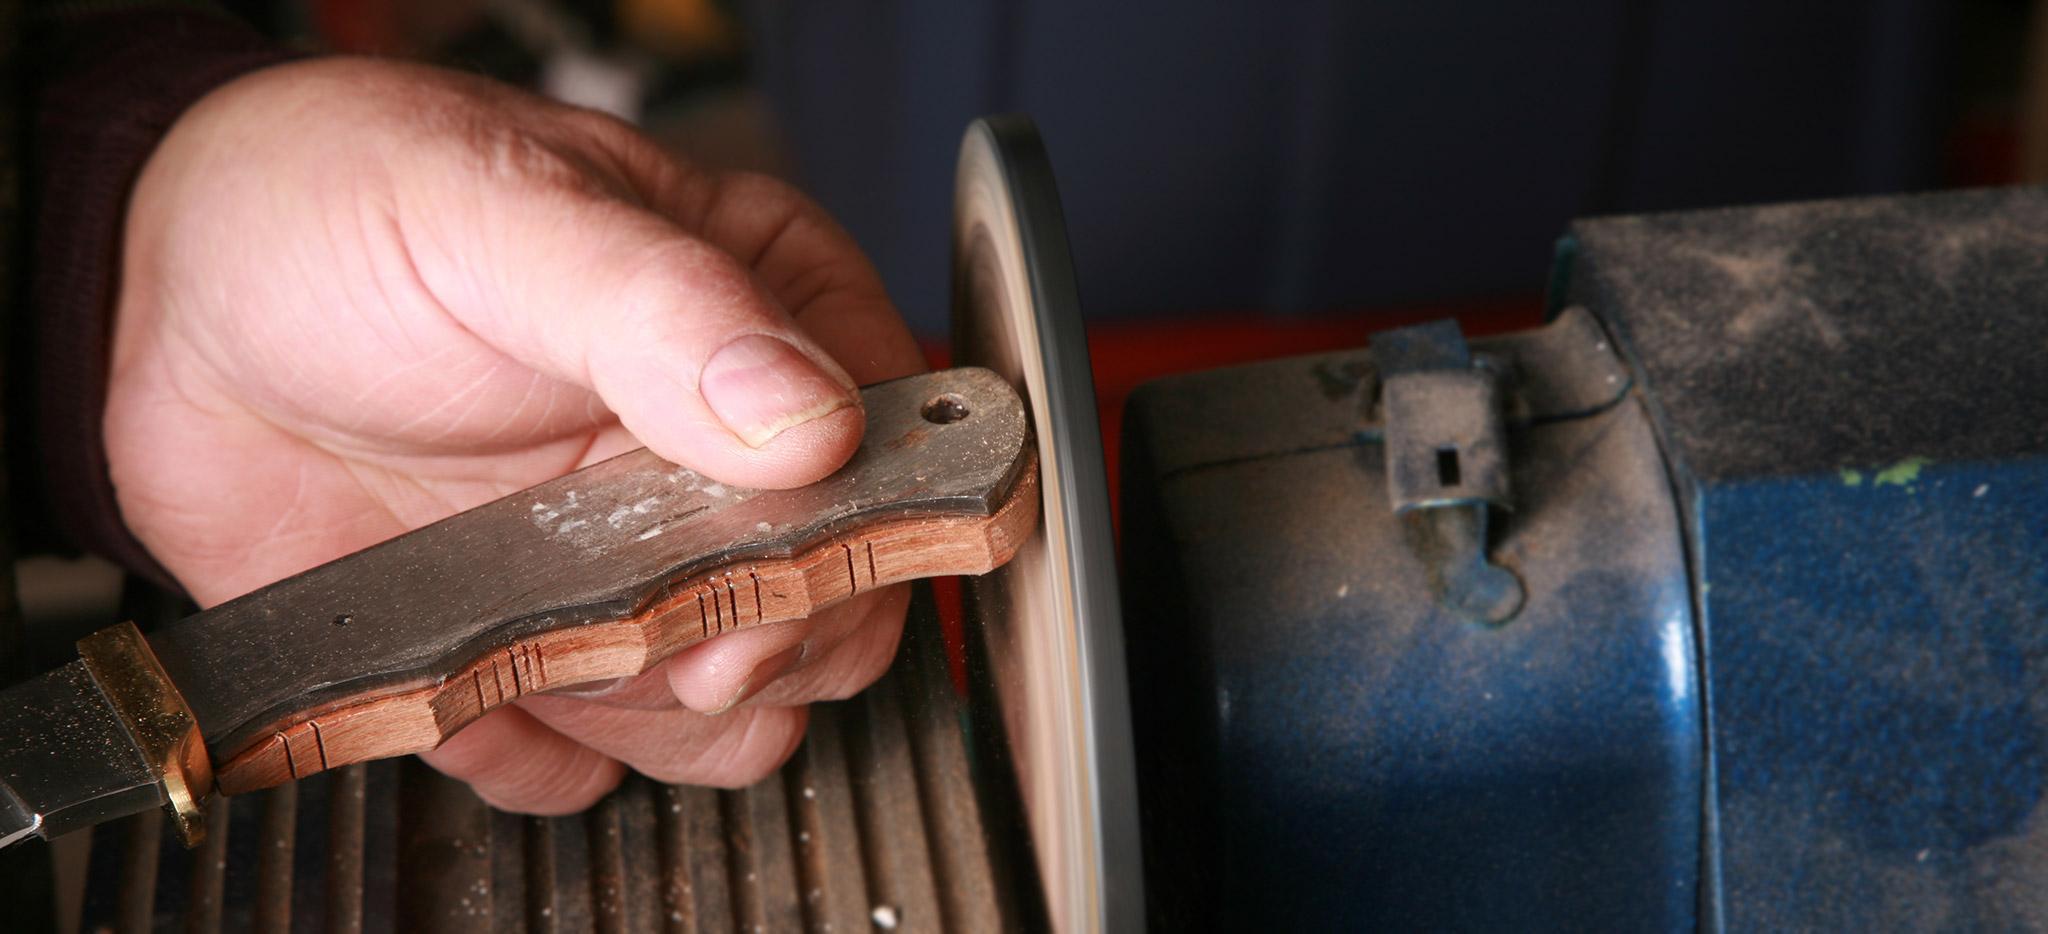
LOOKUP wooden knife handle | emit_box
[215,464,1036,793]
[138,369,1038,795]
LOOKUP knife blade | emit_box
[0,367,1037,849]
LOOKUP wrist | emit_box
[21,8,301,585]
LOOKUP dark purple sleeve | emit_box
[21,8,301,590]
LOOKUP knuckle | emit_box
[703,172,809,249]
[694,708,808,788]
[555,104,641,145]
[812,635,900,703]
[519,783,609,817]
[471,125,603,195]
[472,752,622,815]
[695,754,781,790]
[622,237,742,292]
[557,109,681,196]
[612,238,759,328]
[717,170,802,207]
[774,252,866,315]
[703,764,776,790]
[630,759,701,787]
[534,104,717,217]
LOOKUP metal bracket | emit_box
[1370,321,1525,625]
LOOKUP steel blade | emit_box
[0,661,163,847]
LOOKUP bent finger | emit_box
[726,589,909,710]
[407,147,863,489]
[519,694,809,788]
[661,585,906,714]
[540,663,683,710]
[688,172,925,386]
[421,705,625,814]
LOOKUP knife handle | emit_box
[210,460,1037,795]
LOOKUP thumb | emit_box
[413,170,866,489]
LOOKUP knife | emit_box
[0,367,1037,850]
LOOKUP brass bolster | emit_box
[76,621,214,847]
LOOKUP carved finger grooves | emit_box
[522,643,544,690]
[211,461,1039,796]
[278,731,298,780]
[309,719,330,772]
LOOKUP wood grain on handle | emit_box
[137,369,1036,797]
[213,464,1037,794]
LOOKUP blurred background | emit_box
[19,7,2042,930]
[213,0,2037,333]
[89,0,2023,515]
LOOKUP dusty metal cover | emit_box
[950,115,1143,932]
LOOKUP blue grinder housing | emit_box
[1118,187,2048,930]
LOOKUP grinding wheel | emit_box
[950,116,1144,933]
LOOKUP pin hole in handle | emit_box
[922,393,972,424]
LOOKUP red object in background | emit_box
[312,0,403,54]
[1945,111,2022,189]
[928,575,969,694]
[925,296,1544,693]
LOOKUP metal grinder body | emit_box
[1120,187,2048,930]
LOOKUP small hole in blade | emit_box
[922,394,971,425]
[1436,447,1462,488]
[333,614,352,627]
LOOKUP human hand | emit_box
[106,58,924,812]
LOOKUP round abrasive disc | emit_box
[950,116,1143,933]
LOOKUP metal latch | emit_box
[1369,320,1525,625]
